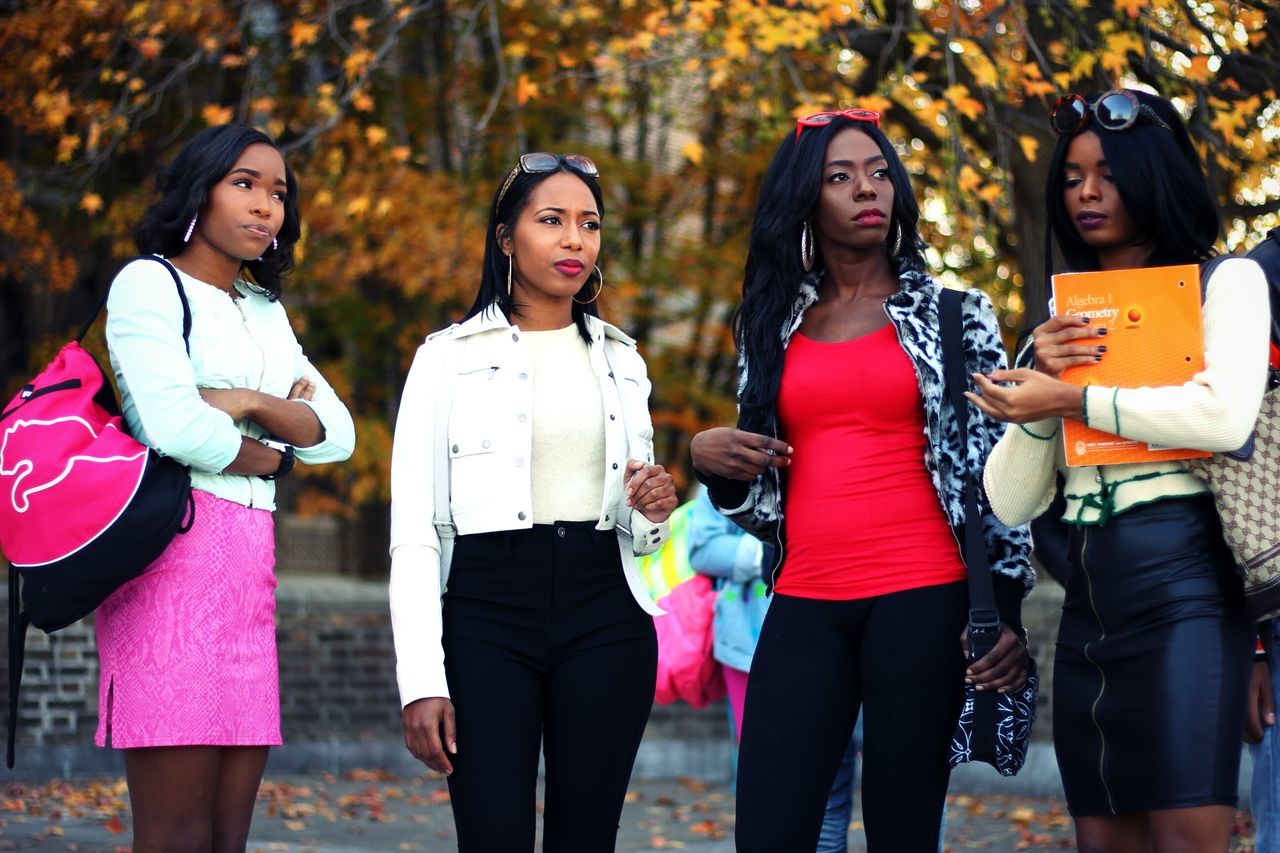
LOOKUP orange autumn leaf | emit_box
[515,73,539,105]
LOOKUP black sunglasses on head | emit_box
[496,153,600,208]
[1050,90,1174,136]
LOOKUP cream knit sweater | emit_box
[984,257,1270,527]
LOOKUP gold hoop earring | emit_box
[800,221,815,272]
[573,266,604,304]
[506,253,514,297]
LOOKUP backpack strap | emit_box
[77,255,192,356]
[7,571,30,768]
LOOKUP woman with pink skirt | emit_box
[100,124,355,851]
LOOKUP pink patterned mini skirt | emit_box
[95,489,280,748]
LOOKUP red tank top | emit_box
[773,325,966,600]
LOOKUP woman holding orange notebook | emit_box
[973,89,1269,851]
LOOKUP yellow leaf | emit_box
[957,165,981,194]
[515,73,539,106]
[351,15,373,38]
[57,135,81,164]
[907,31,936,60]
[682,141,704,166]
[944,85,983,121]
[346,196,370,217]
[391,146,412,163]
[289,20,320,49]
[979,183,1003,205]
[1069,52,1096,81]
[80,193,104,215]
[1018,135,1040,163]
[365,125,388,146]
[201,104,234,126]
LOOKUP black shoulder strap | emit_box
[77,256,192,356]
[7,571,29,769]
[938,289,1000,647]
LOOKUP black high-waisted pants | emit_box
[1054,495,1253,816]
[441,522,657,851]
[734,581,969,852]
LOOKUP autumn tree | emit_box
[3,0,1277,571]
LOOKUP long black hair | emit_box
[1045,89,1219,276]
[736,116,926,433]
[136,124,301,300]
[464,160,605,343]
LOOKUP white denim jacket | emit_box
[105,257,356,510]
[389,305,668,705]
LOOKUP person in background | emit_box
[689,484,864,851]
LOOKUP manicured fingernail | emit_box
[974,685,985,692]
[450,742,458,753]
[965,676,974,684]
[1094,355,1102,362]
[1079,316,1091,323]
[1097,327,1108,336]
[1269,713,1276,724]
[1097,346,1107,353]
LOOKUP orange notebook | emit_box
[1051,263,1210,467]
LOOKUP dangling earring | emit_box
[506,253,514,297]
[800,221,815,272]
[573,266,604,305]
[272,237,278,252]
[183,215,198,243]
[889,221,903,258]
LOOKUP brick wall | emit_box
[1,539,1065,774]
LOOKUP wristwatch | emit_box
[258,436,295,481]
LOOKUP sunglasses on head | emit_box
[496,152,599,208]
[795,109,881,140]
[1050,90,1173,136]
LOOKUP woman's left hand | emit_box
[960,623,1029,693]
[625,460,678,523]
[966,368,1084,425]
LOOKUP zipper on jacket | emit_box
[1079,526,1117,814]
[235,294,267,509]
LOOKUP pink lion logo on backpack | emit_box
[1,417,146,514]
[0,346,150,568]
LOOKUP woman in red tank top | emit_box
[690,112,1034,851]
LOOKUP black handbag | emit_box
[938,288,1038,777]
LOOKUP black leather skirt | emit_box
[1053,495,1253,816]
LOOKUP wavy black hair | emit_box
[464,159,604,343]
[736,116,926,433]
[1043,89,1219,286]
[135,124,301,300]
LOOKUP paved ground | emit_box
[0,770,1261,851]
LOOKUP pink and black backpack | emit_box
[1,255,195,766]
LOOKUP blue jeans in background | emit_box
[1252,624,1280,853]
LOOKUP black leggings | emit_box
[441,522,657,851]
[735,582,969,852]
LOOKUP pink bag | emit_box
[653,574,726,708]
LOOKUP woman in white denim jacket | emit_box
[389,153,677,850]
